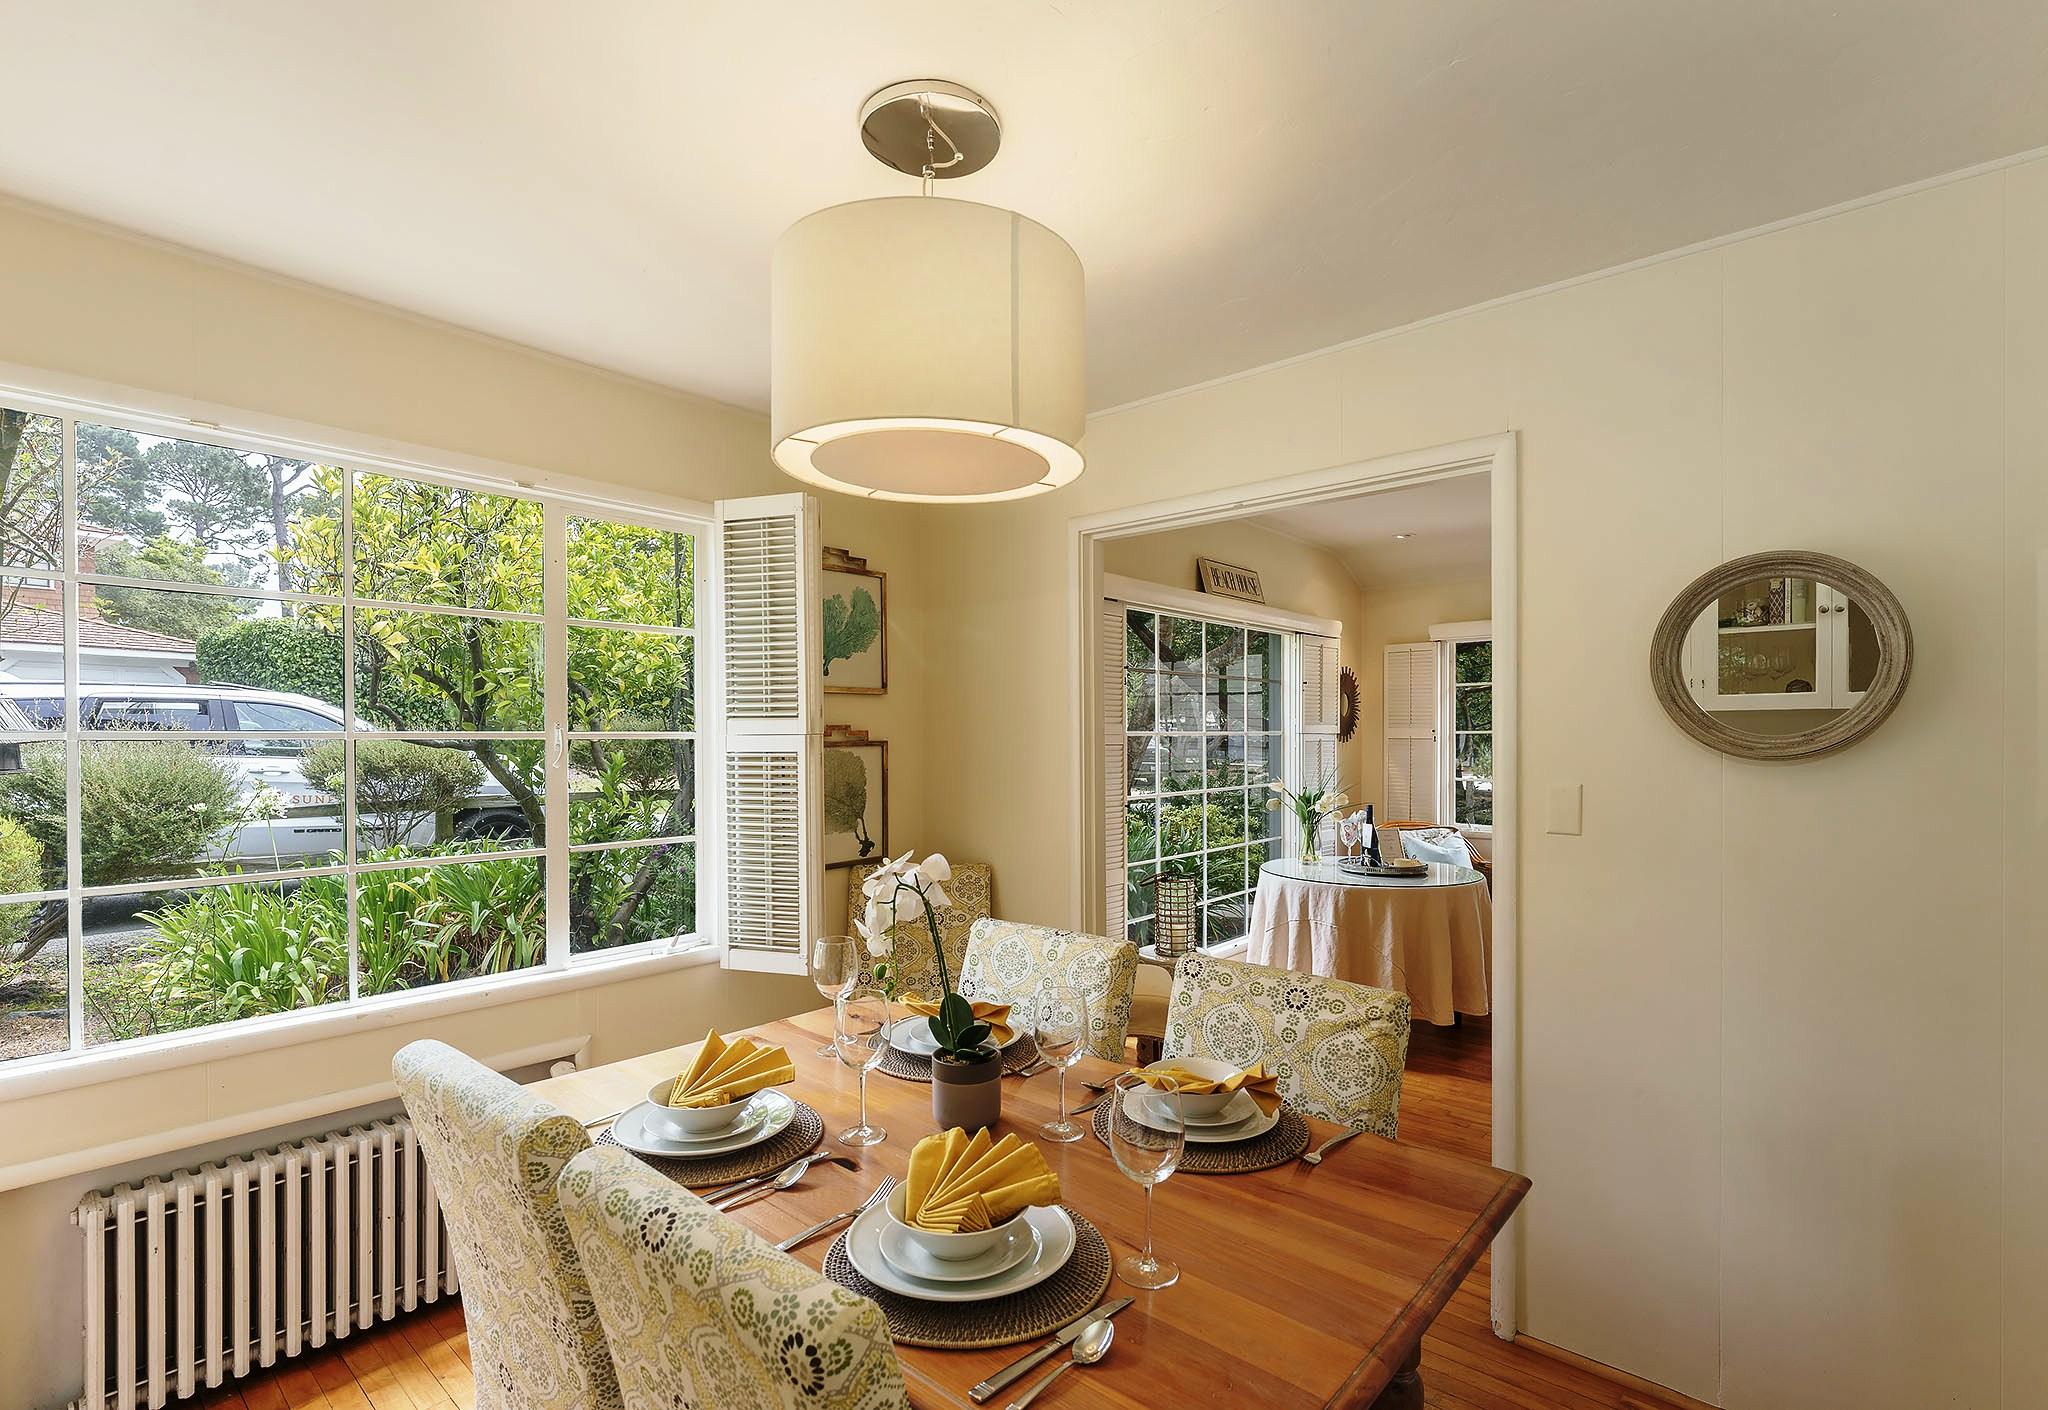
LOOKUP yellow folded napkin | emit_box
[1135,1062,1282,1117]
[901,997,1015,1047]
[665,1030,796,1108]
[904,1128,1061,1233]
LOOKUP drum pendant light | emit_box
[771,80,1086,502]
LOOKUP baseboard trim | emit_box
[1516,1337,1719,1410]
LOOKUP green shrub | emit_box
[302,739,484,849]
[0,817,44,957]
[0,739,241,889]
[194,617,440,727]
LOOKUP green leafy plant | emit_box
[138,882,346,1024]
[822,586,878,677]
[302,739,485,849]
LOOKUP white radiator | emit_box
[71,1116,458,1410]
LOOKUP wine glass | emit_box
[834,987,891,1148]
[809,936,859,1057]
[1109,1070,1184,1289]
[1033,982,1088,1143]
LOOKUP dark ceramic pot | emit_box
[930,1048,1003,1132]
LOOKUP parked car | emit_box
[0,681,526,863]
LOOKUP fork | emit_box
[1301,1127,1364,1167]
[775,1176,897,1252]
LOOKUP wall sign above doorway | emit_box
[1196,556,1265,604]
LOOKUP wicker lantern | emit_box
[1148,872,1200,959]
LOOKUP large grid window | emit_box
[1122,608,1284,951]
[1450,638,1493,828]
[0,403,701,1065]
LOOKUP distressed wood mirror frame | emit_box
[1650,549,1913,761]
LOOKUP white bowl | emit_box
[884,1183,1024,1262]
[645,1079,744,1138]
[1141,1056,1243,1119]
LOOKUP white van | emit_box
[0,682,525,863]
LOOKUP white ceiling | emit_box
[1249,475,1491,592]
[4,3,2046,412]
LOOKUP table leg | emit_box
[1369,1343,1423,1410]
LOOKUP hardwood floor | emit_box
[207,1016,1695,1410]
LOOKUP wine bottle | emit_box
[1363,803,1383,866]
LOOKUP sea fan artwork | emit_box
[823,585,879,677]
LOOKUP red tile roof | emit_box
[0,605,195,654]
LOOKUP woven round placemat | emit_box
[597,1101,826,1188]
[822,1207,1113,1350]
[1088,1096,1310,1174]
[876,1035,1041,1084]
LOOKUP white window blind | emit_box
[1382,642,1439,820]
[1299,634,1342,735]
[713,493,820,974]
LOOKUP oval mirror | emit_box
[1650,550,1912,760]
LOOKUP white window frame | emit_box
[1104,574,1340,953]
[0,367,728,1098]
[1430,619,1494,835]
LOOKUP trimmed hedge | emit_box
[195,617,441,727]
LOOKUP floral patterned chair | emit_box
[1162,953,1411,1137]
[847,860,992,1000]
[556,1144,911,1410]
[957,918,1138,1062]
[393,1040,621,1410]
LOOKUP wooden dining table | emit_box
[530,1007,1529,1410]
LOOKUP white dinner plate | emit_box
[876,1215,1040,1284]
[1122,1087,1279,1145]
[886,1015,1025,1057]
[609,1089,797,1159]
[844,1202,1075,1302]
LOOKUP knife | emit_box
[969,1296,1133,1403]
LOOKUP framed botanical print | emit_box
[822,546,886,693]
[822,724,888,869]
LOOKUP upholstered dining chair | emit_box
[957,918,1138,1061]
[1162,952,1412,1137]
[556,1143,912,1410]
[393,1040,621,1410]
[846,859,993,1000]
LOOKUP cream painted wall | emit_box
[1101,518,1366,788]
[1354,576,1492,838]
[922,162,2046,1406]
[0,198,931,1408]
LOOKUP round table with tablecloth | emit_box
[1244,857,1491,1026]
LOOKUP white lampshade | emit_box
[771,196,1085,502]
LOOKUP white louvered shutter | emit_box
[1299,635,1342,734]
[712,493,821,974]
[1382,643,1439,821]
[1101,603,1129,939]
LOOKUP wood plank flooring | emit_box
[199,1016,1696,1410]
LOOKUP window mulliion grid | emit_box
[1121,607,1284,952]
[0,399,701,1066]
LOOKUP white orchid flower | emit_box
[854,915,894,958]
[921,852,952,884]
[1266,780,1287,792]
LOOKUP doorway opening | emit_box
[1066,433,1520,1335]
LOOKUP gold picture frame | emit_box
[823,546,887,694]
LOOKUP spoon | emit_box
[1003,1316,1114,1410]
[709,1153,854,1213]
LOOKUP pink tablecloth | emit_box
[1244,861,1491,1026]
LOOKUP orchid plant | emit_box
[1265,774,1350,862]
[855,850,996,1063]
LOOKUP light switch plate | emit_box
[1547,784,1583,835]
